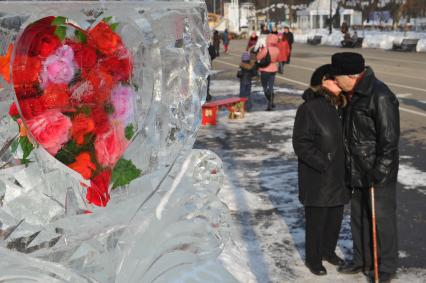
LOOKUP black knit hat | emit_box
[310,64,332,87]
[331,52,365,75]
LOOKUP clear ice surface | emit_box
[0,1,237,282]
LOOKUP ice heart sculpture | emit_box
[11,16,137,206]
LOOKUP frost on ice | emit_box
[0,1,237,282]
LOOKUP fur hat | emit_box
[310,64,332,87]
[331,52,365,75]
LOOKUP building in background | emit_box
[218,1,255,33]
[296,0,361,30]
[241,2,257,31]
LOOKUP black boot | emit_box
[323,253,345,266]
[267,92,275,111]
[338,262,369,274]
[264,91,271,110]
[305,262,327,276]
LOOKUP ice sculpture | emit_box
[0,1,237,282]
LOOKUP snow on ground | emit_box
[210,80,304,97]
[294,29,426,52]
[198,79,426,282]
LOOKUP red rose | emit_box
[86,170,111,207]
[36,33,62,58]
[8,102,20,118]
[86,69,114,102]
[88,21,122,55]
[68,152,96,179]
[70,80,96,104]
[68,41,97,70]
[18,98,46,120]
[91,106,110,135]
[12,55,42,99]
[26,109,72,155]
[99,48,132,82]
[40,83,70,110]
[15,17,60,58]
[70,69,113,105]
[94,123,128,168]
[71,114,95,145]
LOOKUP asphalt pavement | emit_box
[208,39,426,271]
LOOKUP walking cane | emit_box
[370,186,379,283]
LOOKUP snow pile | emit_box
[210,80,304,97]
[295,29,426,52]
[417,39,426,52]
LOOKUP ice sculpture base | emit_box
[0,149,237,282]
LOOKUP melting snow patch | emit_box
[398,163,426,193]
[399,250,410,258]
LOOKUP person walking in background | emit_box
[246,31,258,51]
[293,64,350,276]
[271,26,278,35]
[260,24,270,35]
[206,42,218,102]
[222,29,230,54]
[213,30,220,57]
[277,35,290,74]
[237,50,257,111]
[256,34,279,111]
[283,26,294,63]
[331,52,400,283]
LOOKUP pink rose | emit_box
[94,123,128,167]
[111,84,135,124]
[26,109,72,155]
[41,45,76,88]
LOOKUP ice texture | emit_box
[0,1,237,282]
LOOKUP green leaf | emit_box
[19,136,34,160]
[125,124,134,140]
[55,140,81,165]
[11,138,19,153]
[111,158,141,189]
[77,105,92,116]
[83,133,94,145]
[54,25,67,41]
[110,22,119,32]
[51,16,66,26]
[104,102,115,114]
[102,16,113,23]
[74,29,87,43]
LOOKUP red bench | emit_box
[202,97,248,126]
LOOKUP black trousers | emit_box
[305,205,344,267]
[351,185,398,273]
[260,71,276,108]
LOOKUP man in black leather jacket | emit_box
[331,52,400,283]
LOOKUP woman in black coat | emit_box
[292,64,351,276]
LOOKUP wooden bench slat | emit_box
[203,97,247,108]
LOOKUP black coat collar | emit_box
[354,66,376,97]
